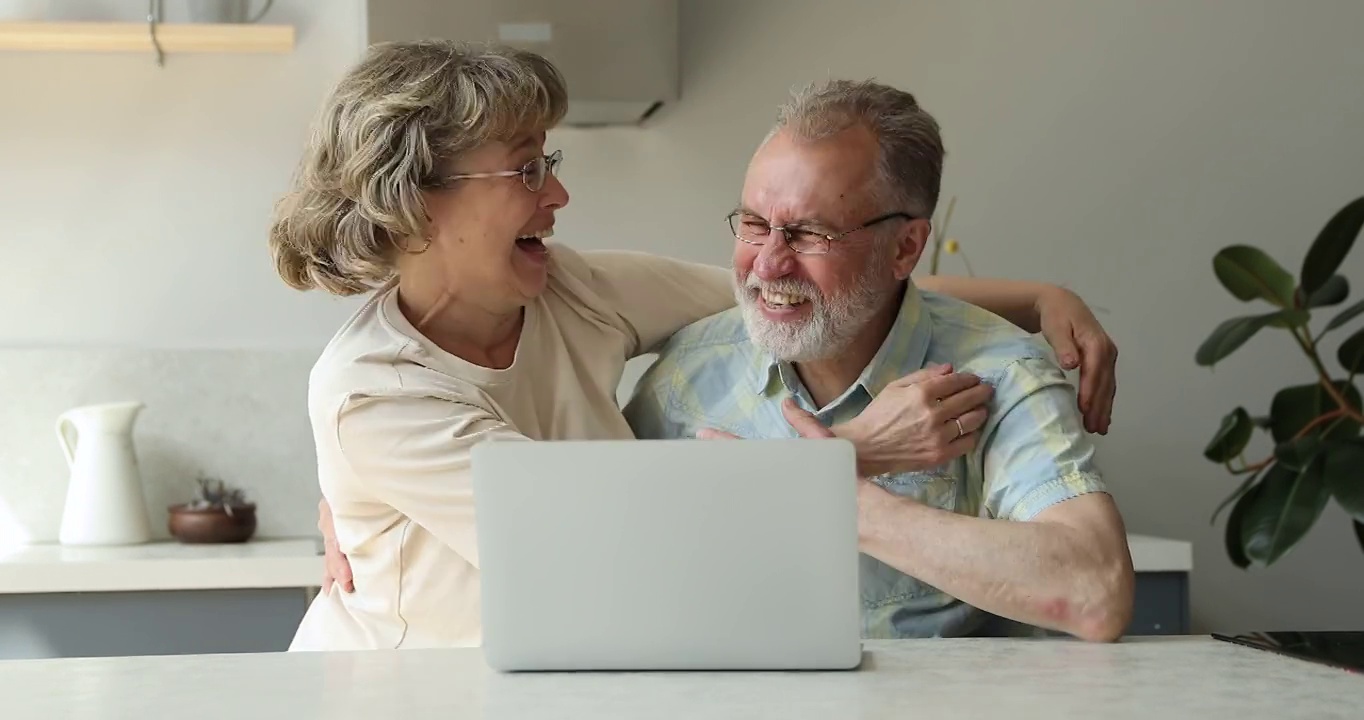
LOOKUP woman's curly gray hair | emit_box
[268,40,567,295]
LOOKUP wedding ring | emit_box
[954,417,965,438]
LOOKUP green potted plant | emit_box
[1197,194,1364,568]
[167,474,257,544]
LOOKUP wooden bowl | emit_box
[167,504,257,544]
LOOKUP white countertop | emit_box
[0,533,1191,595]
[0,537,321,594]
[1126,532,1194,572]
[0,637,1354,719]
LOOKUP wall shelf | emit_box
[0,22,294,54]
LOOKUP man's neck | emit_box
[794,289,904,409]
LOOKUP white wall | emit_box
[0,0,368,548]
[0,0,368,348]
[2,0,1362,632]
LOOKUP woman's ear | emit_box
[389,210,434,255]
[891,218,931,280]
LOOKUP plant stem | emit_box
[1320,415,1349,439]
[958,247,976,277]
[1230,408,1348,474]
[1291,326,1364,422]
[1299,408,1347,437]
[928,196,956,276]
[1232,457,1274,474]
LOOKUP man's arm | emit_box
[857,485,1134,642]
[809,356,1134,641]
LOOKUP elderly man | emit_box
[622,79,1134,642]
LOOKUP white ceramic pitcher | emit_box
[55,401,152,545]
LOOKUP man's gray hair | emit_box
[771,78,944,220]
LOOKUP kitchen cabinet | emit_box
[1120,535,1193,635]
[0,588,308,659]
[0,538,319,660]
[0,535,1192,660]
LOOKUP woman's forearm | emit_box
[916,275,1053,333]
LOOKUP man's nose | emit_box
[753,235,797,281]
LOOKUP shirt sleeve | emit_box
[581,250,736,356]
[977,357,1108,521]
[622,353,694,440]
[334,391,528,568]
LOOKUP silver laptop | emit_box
[471,438,863,672]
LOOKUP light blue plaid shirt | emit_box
[623,282,1108,638]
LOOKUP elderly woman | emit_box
[271,40,1118,651]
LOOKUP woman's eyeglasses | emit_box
[427,149,563,192]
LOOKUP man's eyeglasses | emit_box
[426,149,563,193]
[726,210,916,255]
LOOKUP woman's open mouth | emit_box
[515,229,552,261]
[516,236,547,252]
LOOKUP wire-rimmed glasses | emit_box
[726,210,916,254]
[427,149,563,192]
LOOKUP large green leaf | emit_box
[1300,275,1349,308]
[1224,481,1259,568]
[1204,407,1254,463]
[1266,310,1312,329]
[1274,435,1324,472]
[1322,440,1364,523]
[1269,381,1363,443]
[1324,298,1364,334]
[1227,482,1254,567]
[1213,245,1297,306]
[1338,326,1364,373]
[1301,195,1364,297]
[1240,459,1332,565]
[1195,309,1310,367]
[1211,469,1263,526]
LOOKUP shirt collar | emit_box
[749,283,933,401]
[858,284,932,398]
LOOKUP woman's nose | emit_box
[540,172,569,210]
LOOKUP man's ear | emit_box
[890,218,931,280]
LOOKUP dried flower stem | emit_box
[928,196,957,275]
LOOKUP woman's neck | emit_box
[395,274,524,370]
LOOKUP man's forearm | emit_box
[856,482,1134,642]
[915,275,1049,333]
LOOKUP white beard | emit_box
[734,244,899,362]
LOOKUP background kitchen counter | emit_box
[0,533,1191,660]
[0,537,322,594]
[0,537,321,661]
